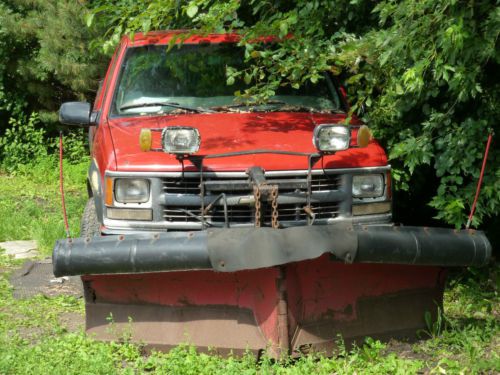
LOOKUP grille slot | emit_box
[163,203,340,224]
[162,179,200,194]
[163,207,202,222]
[161,174,341,195]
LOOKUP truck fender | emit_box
[87,159,104,223]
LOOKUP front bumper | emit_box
[53,223,491,277]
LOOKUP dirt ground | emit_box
[9,259,85,332]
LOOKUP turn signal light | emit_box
[357,125,372,148]
[105,177,114,206]
[139,128,152,152]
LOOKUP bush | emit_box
[0,113,47,170]
[0,112,89,172]
[50,129,90,165]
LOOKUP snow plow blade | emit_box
[53,225,490,276]
[53,225,491,357]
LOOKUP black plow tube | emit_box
[52,225,491,277]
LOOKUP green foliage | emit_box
[357,0,500,228]
[0,156,88,254]
[89,0,499,228]
[0,0,107,109]
[0,111,88,171]
[55,129,89,165]
[0,113,47,170]
[417,306,447,339]
[0,0,107,169]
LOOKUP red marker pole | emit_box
[466,130,494,229]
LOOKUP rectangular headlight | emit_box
[114,178,150,203]
[162,126,201,154]
[313,124,350,152]
[352,174,384,197]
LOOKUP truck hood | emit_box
[107,112,387,172]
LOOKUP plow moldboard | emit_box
[82,255,446,357]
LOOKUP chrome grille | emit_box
[161,172,344,227]
[163,202,340,224]
[163,207,203,223]
[162,174,342,195]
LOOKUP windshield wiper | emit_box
[267,105,345,114]
[211,100,287,111]
[119,101,215,113]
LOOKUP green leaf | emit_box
[85,13,94,28]
[279,22,288,38]
[186,4,199,18]
[142,19,151,33]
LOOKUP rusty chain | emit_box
[253,185,261,227]
[253,184,279,228]
[271,185,279,229]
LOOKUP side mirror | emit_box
[59,102,91,127]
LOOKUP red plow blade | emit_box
[83,255,445,357]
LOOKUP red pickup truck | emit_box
[53,31,490,357]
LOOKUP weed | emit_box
[0,155,87,255]
[417,305,447,339]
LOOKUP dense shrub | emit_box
[0,113,47,170]
[0,112,88,171]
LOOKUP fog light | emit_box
[107,208,153,221]
[162,126,201,154]
[352,202,391,216]
[313,124,350,152]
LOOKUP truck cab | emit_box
[68,32,391,234]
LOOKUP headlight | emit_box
[114,179,150,203]
[313,124,350,152]
[162,126,201,154]
[352,174,384,197]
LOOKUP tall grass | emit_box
[0,155,88,255]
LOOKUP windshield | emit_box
[111,43,343,116]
